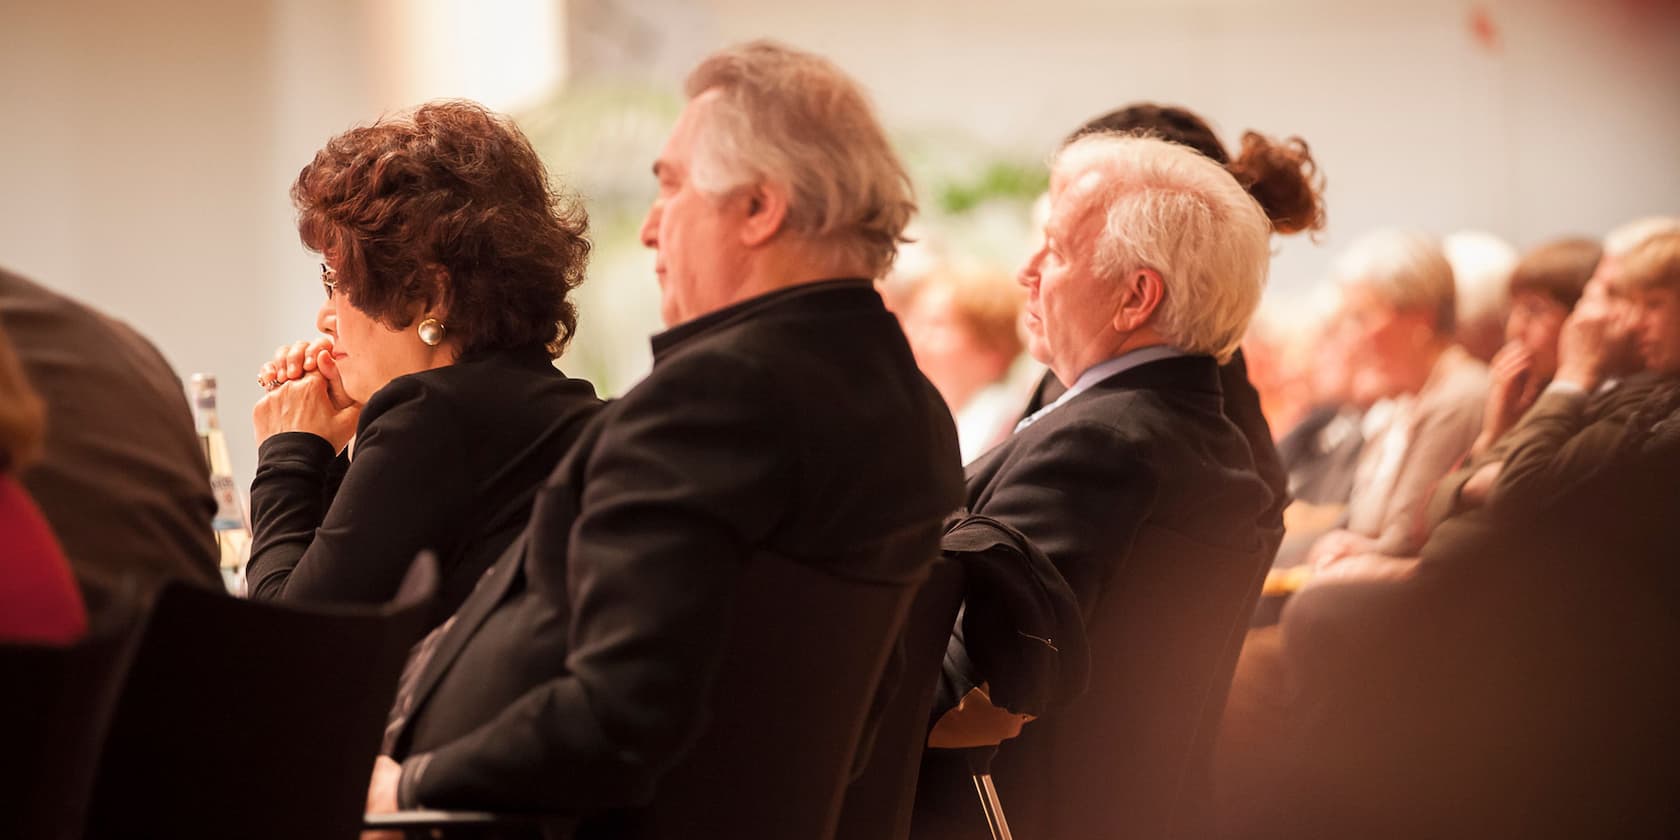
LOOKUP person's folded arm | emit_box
[398,354,791,812]
[969,418,1157,621]
[247,379,467,604]
[1485,387,1599,514]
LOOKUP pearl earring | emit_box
[418,318,445,347]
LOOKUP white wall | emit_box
[2,0,1676,488]
[690,0,1680,296]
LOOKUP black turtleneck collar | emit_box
[648,278,876,362]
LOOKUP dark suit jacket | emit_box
[0,267,219,602]
[1276,403,1365,507]
[948,354,1274,839]
[1018,347,1287,535]
[386,280,966,815]
[246,346,600,618]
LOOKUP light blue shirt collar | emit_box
[1015,345,1189,433]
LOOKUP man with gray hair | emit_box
[916,134,1276,839]
[367,40,964,822]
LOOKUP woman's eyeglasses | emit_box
[321,263,338,299]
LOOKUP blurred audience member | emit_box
[1305,231,1487,569]
[1427,223,1679,531]
[369,42,964,821]
[1481,230,1680,515]
[1276,293,1366,500]
[1418,238,1601,534]
[900,267,1026,461]
[244,100,602,617]
[0,267,218,608]
[0,324,86,645]
[1223,380,1680,837]
[1473,238,1601,452]
[1443,230,1519,363]
[915,133,1287,840]
[1271,300,1369,561]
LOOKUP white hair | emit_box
[683,41,915,278]
[1443,230,1517,333]
[1332,229,1458,336]
[1052,134,1271,362]
[1605,216,1680,258]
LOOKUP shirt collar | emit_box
[1015,344,1189,432]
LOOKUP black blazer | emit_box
[0,267,219,602]
[387,280,966,814]
[246,346,601,617]
[1021,347,1287,532]
[945,354,1274,839]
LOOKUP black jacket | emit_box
[932,354,1274,840]
[936,512,1087,718]
[246,346,601,617]
[0,267,220,603]
[387,280,966,814]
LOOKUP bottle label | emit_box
[210,474,244,531]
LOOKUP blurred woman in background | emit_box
[246,100,602,618]
[899,267,1026,461]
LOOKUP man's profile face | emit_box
[1631,283,1680,376]
[1017,169,1119,385]
[640,91,746,327]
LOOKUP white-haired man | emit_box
[366,41,965,823]
[916,135,1276,839]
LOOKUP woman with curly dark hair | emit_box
[246,100,601,617]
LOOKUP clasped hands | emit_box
[253,337,360,452]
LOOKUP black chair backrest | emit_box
[0,606,144,840]
[82,552,439,840]
[833,558,966,840]
[992,526,1271,839]
[611,550,926,840]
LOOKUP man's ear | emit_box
[738,181,790,248]
[1111,268,1164,332]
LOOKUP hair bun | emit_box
[1227,131,1327,237]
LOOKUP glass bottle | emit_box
[188,373,252,594]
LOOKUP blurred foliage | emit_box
[936,161,1050,214]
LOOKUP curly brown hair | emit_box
[292,100,590,357]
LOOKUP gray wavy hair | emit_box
[684,41,916,279]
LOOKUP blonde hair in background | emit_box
[684,40,916,279]
[1615,231,1680,292]
[1054,134,1272,363]
[916,268,1026,360]
[1604,216,1680,259]
[0,326,45,476]
[1332,229,1458,336]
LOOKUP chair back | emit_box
[82,552,439,840]
[0,607,143,840]
[613,546,927,840]
[992,525,1270,839]
[833,558,966,840]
